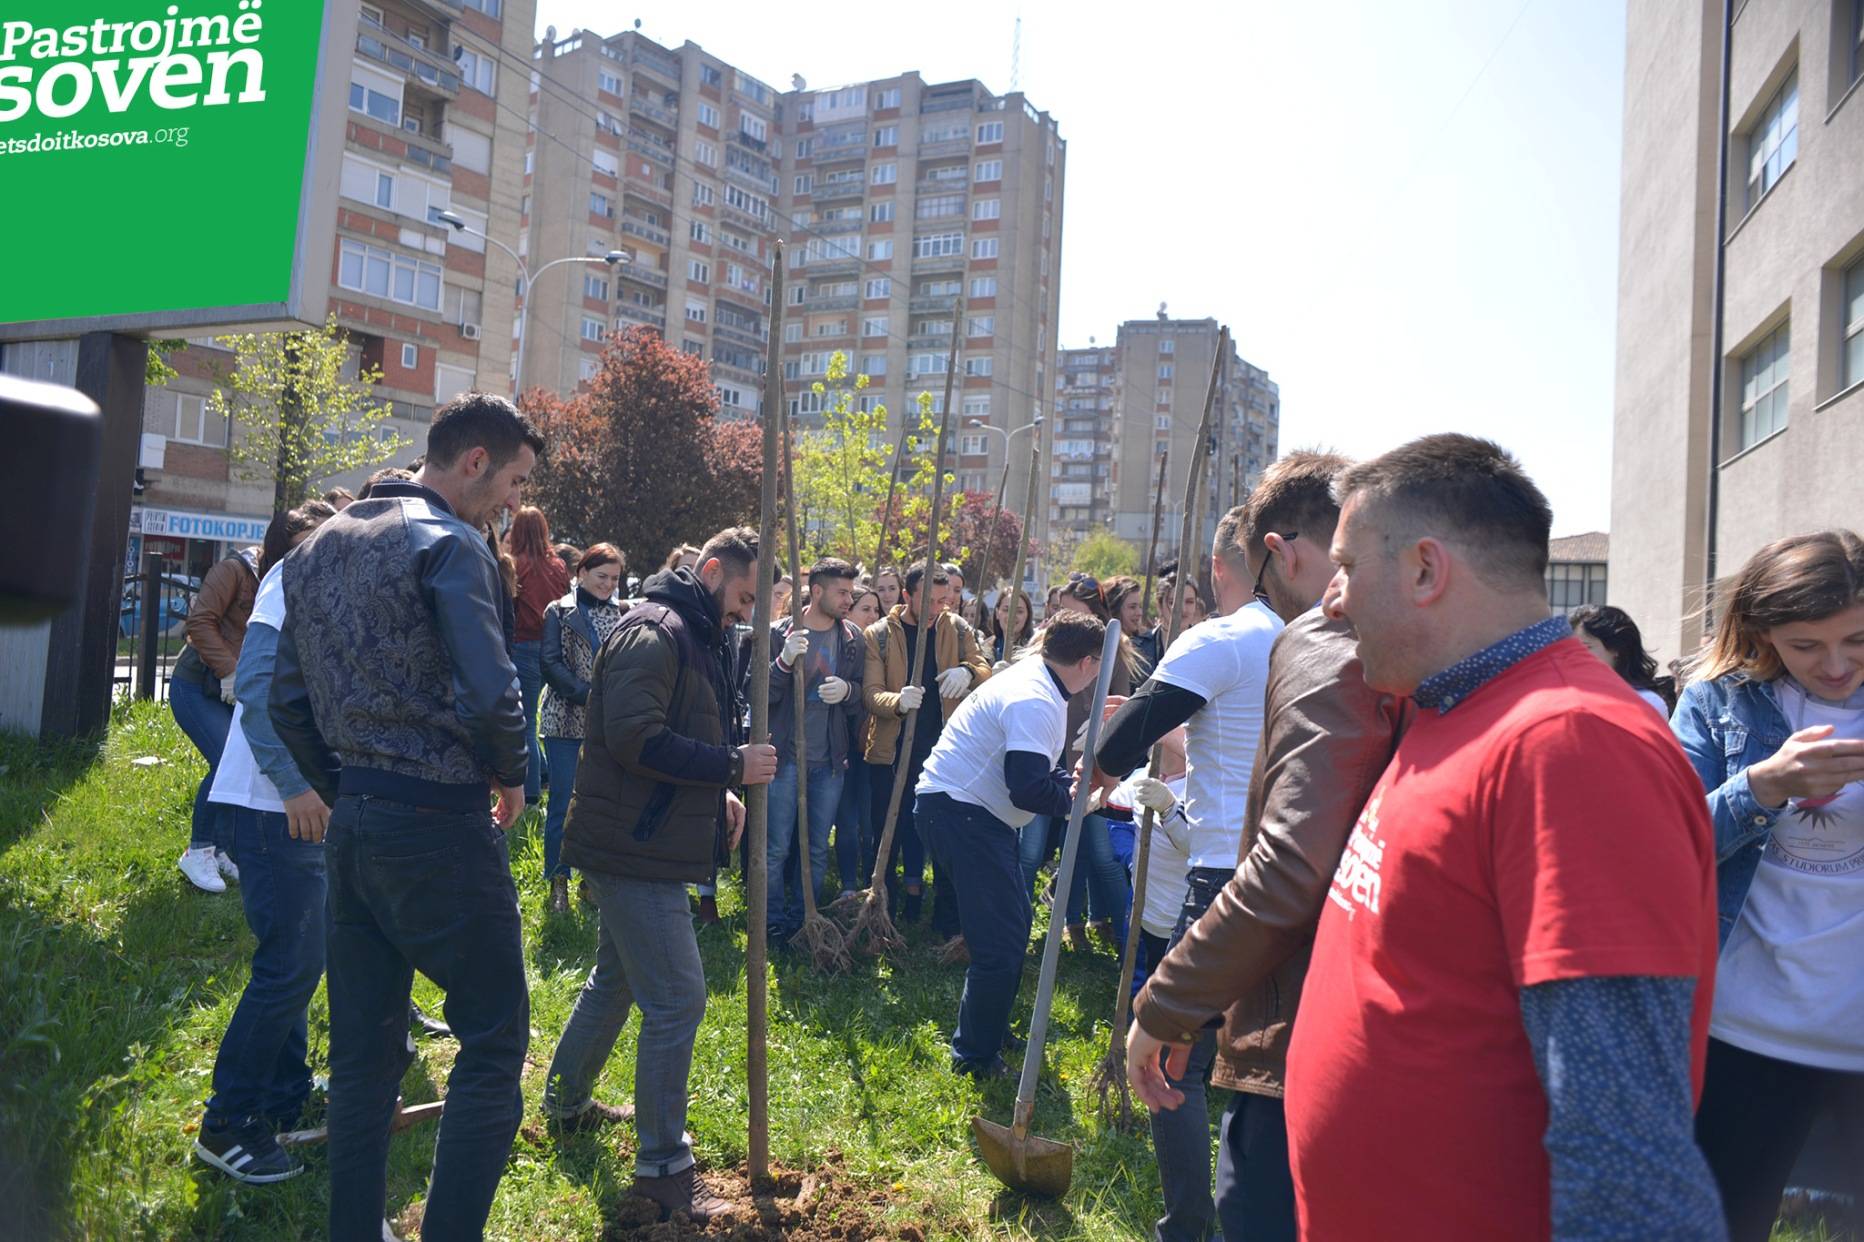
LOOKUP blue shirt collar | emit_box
[1414,614,1571,714]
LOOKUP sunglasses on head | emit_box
[1252,532,1299,603]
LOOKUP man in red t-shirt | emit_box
[1289,434,1724,1241]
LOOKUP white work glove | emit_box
[779,630,809,667]
[896,684,926,714]
[1132,777,1176,816]
[819,676,849,705]
[219,680,239,706]
[937,666,972,699]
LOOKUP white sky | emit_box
[534,0,1629,535]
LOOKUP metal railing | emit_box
[119,552,200,703]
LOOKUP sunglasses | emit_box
[1252,532,1299,604]
[1066,572,1101,597]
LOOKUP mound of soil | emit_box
[600,1153,923,1242]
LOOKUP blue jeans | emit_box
[169,675,232,852]
[1215,1093,1296,1242]
[834,759,872,892]
[542,736,581,879]
[543,871,706,1177]
[1018,812,1130,947]
[868,753,960,936]
[918,792,1031,1069]
[323,795,528,1241]
[1151,866,1234,1242]
[205,808,327,1128]
[767,761,844,934]
[512,640,544,803]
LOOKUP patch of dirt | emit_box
[600,1151,914,1241]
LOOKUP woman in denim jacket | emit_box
[538,543,627,914]
[1670,529,1864,1241]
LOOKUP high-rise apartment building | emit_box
[1611,0,1863,664]
[1050,345,1118,561]
[1098,315,1279,556]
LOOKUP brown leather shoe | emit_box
[1064,923,1091,952]
[549,1098,635,1134]
[697,895,720,925]
[632,1167,732,1223]
[548,876,569,914]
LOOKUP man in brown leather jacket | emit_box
[1123,453,1412,1242]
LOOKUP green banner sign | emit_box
[0,0,346,335]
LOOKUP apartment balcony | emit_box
[724,163,776,196]
[812,178,865,202]
[631,45,683,85]
[915,137,970,158]
[620,217,670,247]
[395,126,454,176]
[909,253,966,274]
[805,294,859,312]
[714,283,766,312]
[729,129,768,154]
[624,180,672,209]
[627,132,673,167]
[615,304,667,330]
[915,175,970,194]
[714,321,768,351]
[628,94,678,128]
[404,0,462,23]
[355,27,460,100]
[908,333,955,349]
[803,255,862,277]
[909,293,958,313]
[618,261,667,289]
[720,203,768,234]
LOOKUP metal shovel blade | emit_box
[971,1115,1073,1199]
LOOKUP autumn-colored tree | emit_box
[523,326,762,572]
[941,490,1031,590]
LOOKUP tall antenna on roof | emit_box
[1010,14,1022,91]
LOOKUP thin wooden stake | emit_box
[872,419,913,574]
[1141,451,1169,626]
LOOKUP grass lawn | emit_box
[0,702,1847,1240]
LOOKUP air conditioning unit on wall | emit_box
[461,323,482,340]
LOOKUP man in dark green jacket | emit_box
[542,526,777,1223]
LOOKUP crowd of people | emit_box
[162,390,1862,1240]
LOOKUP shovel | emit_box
[973,620,1123,1199]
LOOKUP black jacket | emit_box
[562,568,738,883]
[270,481,526,812]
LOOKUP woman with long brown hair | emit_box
[509,506,569,804]
[1673,529,1864,1239]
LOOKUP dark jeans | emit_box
[324,795,529,1242]
[542,736,580,879]
[1151,866,1233,1242]
[1018,812,1131,945]
[767,760,844,935]
[1696,1037,1864,1242]
[918,792,1031,1068]
[206,807,327,1128]
[866,752,959,936]
[1215,1092,1296,1242]
[834,758,872,892]
[512,640,543,803]
[169,674,232,852]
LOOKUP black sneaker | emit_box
[952,1056,1014,1081]
[409,1002,454,1041]
[193,1116,304,1184]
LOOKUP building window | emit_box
[584,274,609,300]
[867,240,894,261]
[400,343,419,369]
[1545,562,1608,615]
[976,121,1004,144]
[794,174,813,195]
[909,352,947,376]
[864,202,893,224]
[874,125,899,147]
[1851,0,1864,89]
[1158,363,1174,379]
[865,277,891,298]
[974,159,1003,182]
[338,239,442,310]
[861,353,888,376]
[913,232,964,258]
[684,340,705,357]
[456,48,496,95]
[688,259,710,282]
[698,102,720,128]
[582,316,605,341]
[877,87,901,109]
[959,433,987,456]
[690,220,711,244]
[694,140,717,167]
[348,80,401,126]
[783,322,802,343]
[965,357,993,376]
[590,191,612,218]
[700,64,722,87]
[692,183,714,207]
[1159,338,1174,354]
[686,300,707,323]
[1844,255,1864,389]
[740,112,768,142]
[579,357,599,382]
[1737,321,1790,448]
[968,316,994,337]
[1744,72,1798,209]
[169,392,228,447]
[962,395,990,417]
[972,198,1000,221]
[863,316,888,336]
[598,70,621,94]
[969,276,997,299]
[871,162,896,185]
[971,238,998,260]
[916,194,965,220]
[461,0,501,14]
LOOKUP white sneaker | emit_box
[179,847,226,893]
[215,849,240,885]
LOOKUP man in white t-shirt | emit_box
[916,612,1108,1078]
[1094,504,1281,1242]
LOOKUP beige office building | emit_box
[1611,0,1864,665]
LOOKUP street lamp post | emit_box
[436,210,628,396]
[967,415,1042,620]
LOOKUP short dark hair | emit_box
[699,526,759,579]
[1232,451,1352,566]
[1334,434,1552,590]
[425,392,546,471]
[357,465,415,499]
[904,559,949,596]
[1042,611,1106,664]
[808,557,858,589]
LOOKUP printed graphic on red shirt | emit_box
[1326,787,1386,919]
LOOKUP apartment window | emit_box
[916,194,964,219]
[913,232,964,258]
[784,322,802,343]
[1545,562,1609,614]
[583,274,609,300]
[694,140,717,167]
[965,357,993,377]
[794,174,813,195]
[909,352,947,376]
[595,108,621,135]
[972,198,1000,221]
[1745,73,1799,209]
[1843,256,1864,389]
[360,3,383,25]
[740,112,768,142]
[860,354,888,377]
[400,343,419,369]
[683,340,705,357]
[1157,388,1172,406]
[1737,321,1790,448]
[692,183,715,207]
[164,392,228,447]
[1158,363,1174,379]
[968,316,994,337]
[688,259,710,282]
[813,319,847,337]
[869,202,895,223]
[590,191,613,218]
[456,48,496,95]
[960,433,987,456]
[348,79,401,125]
[1159,338,1174,354]
[592,149,619,177]
[969,276,997,299]
[461,0,500,14]
[1156,415,1172,431]
[862,316,889,337]
[867,240,894,261]
[789,284,806,305]
[916,319,953,336]
[865,277,891,298]
[962,395,990,417]
[921,279,960,296]
[686,300,707,323]
[874,125,899,147]
[598,70,621,94]
[700,64,722,88]
[337,239,442,310]
[690,220,711,244]
[579,357,599,382]
[975,159,1003,182]
[871,162,896,185]
[370,170,394,209]
[977,121,1004,144]
[582,316,605,341]
[971,238,999,260]
[698,102,720,128]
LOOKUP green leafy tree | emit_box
[144,340,187,388]
[1071,529,1140,581]
[211,316,406,515]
